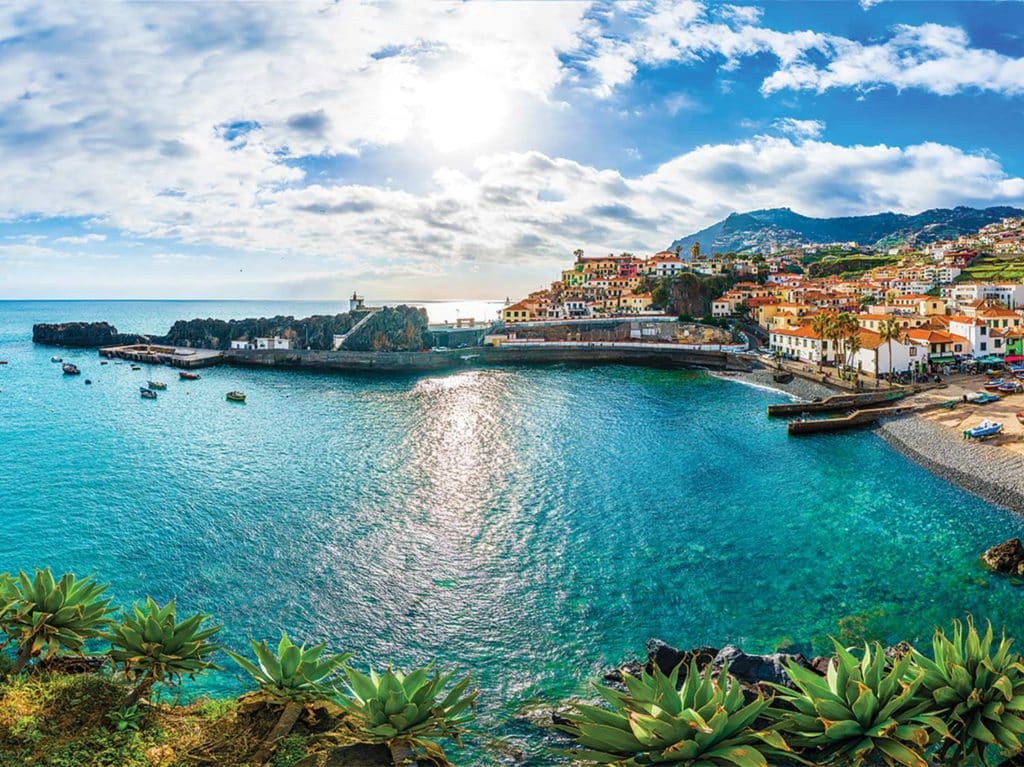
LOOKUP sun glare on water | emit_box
[421,71,507,153]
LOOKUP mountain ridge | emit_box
[667,205,1024,257]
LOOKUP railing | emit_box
[498,340,748,352]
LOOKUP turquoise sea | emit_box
[3,300,1024,764]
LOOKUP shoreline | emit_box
[711,366,838,402]
[877,415,1024,513]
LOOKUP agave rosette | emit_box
[560,661,793,767]
[912,618,1024,765]
[226,632,351,703]
[772,641,946,767]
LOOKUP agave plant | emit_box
[558,661,792,767]
[0,568,114,678]
[338,663,476,766]
[772,640,946,767]
[912,618,1024,765]
[104,597,222,706]
[226,633,351,765]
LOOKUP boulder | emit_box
[711,645,810,689]
[982,538,1024,576]
[292,744,391,767]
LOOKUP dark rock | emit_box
[982,538,1024,576]
[32,322,147,348]
[711,645,809,688]
[808,656,831,676]
[236,691,345,735]
[36,655,107,675]
[646,638,685,676]
[293,744,391,767]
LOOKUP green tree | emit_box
[690,241,700,260]
[810,314,833,370]
[879,317,903,381]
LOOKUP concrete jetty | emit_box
[767,389,907,417]
[99,344,224,369]
[786,405,914,435]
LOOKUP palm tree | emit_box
[878,317,902,382]
[690,241,700,260]
[810,314,832,370]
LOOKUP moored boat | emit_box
[226,390,246,403]
[50,356,62,363]
[969,392,1001,404]
[130,365,141,371]
[62,363,80,375]
[963,420,1003,440]
[148,381,167,390]
[179,371,200,380]
[139,387,157,399]
[999,381,1023,394]
[983,380,1005,391]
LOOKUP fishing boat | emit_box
[983,380,1005,391]
[62,363,80,375]
[148,381,167,390]
[964,420,1003,440]
[50,356,62,363]
[139,387,157,399]
[1000,381,1023,394]
[226,391,246,403]
[179,371,200,380]
[0,359,8,365]
[130,365,141,371]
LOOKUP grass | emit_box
[961,252,1024,281]
[0,672,268,767]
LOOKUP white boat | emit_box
[963,420,1003,440]
[50,356,62,362]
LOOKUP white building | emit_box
[943,282,1024,311]
[852,330,922,376]
[769,326,835,364]
[255,336,293,350]
[948,316,990,356]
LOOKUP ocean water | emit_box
[3,300,1024,764]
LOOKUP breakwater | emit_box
[221,344,753,373]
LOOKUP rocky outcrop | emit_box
[982,538,1024,576]
[32,322,147,347]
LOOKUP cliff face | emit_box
[32,306,430,352]
[32,322,148,347]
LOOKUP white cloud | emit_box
[53,234,106,245]
[772,118,825,139]
[583,1,1024,98]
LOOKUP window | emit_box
[981,342,987,351]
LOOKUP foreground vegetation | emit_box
[6,569,1024,767]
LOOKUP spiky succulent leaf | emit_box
[103,597,221,687]
[338,663,476,764]
[771,641,938,767]
[559,662,793,767]
[912,618,1024,765]
[1,568,114,664]
[225,631,351,703]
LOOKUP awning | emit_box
[1006,355,1024,363]
[976,355,1005,364]
[929,355,955,364]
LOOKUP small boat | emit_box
[226,391,246,403]
[84,379,92,385]
[62,363,80,375]
[983,380,1005,391]
[999,381,1023,394]
[0,359,8,365]
[131,365,141,371]
[969,392,1001,404]
[100,360,108,365]
[148,381,167,390]
[179,371,201,380]
[964,420,1003,440]
[51,356,62,363]
[139,387,157,399]
[773,371,794,384]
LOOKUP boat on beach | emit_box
[226,391,246,403]
[148,381,167,390]
[139,387,157,399]
[999,381,1023,394]
[968,392,1001,404]
[964,420,1003,440]
[773,371,794,384]
[179,371,200,380]
[983,380,1005,391]
[62,363,80,375]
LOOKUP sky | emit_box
[2,0,1024,300]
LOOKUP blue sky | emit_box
[2,0,1024,300]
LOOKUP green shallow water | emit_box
[2,300,1024,764]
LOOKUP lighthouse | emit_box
[349,291,366,312]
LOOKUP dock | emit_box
[768,389,906,417]
[99,344,224,369]
[787,405,915,435]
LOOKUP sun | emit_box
[420,71,507,153]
